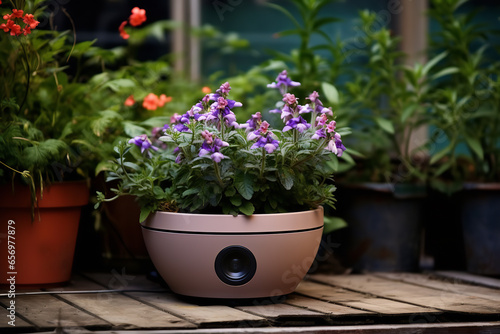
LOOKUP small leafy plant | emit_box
[97,71,346,220]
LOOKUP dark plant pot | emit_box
[337,183,425,272]
[460,183,500,276]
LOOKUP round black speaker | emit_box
[214,245,256,286]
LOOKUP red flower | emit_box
[118,20,129,39]
[23,14,39,29]
[11,9,24,19]
[143,93,159,110]
[124,95,135,106]
[22,25,31,35]
[202,86,212,94]
[1,9,38,35]
[129,7,146,27]
[10,23,21,36]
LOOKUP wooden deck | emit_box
[1,271,500,333]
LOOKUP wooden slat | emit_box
[42,321,500,334]
[296,280,437,315]
[0,300,34,330]
[46,274,194,329]
[375,272,500,302]
[87,271,267,327]
[435,271,500,290]
[286,294,373,316]
[83,271,167,291]
[0,294,108,329]
[128,291,266,327]
[311,273,500,314]
[236,302,324,325]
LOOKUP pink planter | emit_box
[141,207,324,298]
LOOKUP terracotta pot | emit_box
[141,207,324,298]
[0,181,89,285]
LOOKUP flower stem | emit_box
[260,147,266,179]
[213,161,224,187]
[17,37,31,113]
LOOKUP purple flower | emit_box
[298,104,313,114]
[199,131,229,162]
[128,134,159,154]
[325,132,346,157]
[250,136,280,153]
[248,121,279,153]
[242,112,262,131]
[216,82,231,95]
[311,128,326,140]
[206,97,242,129]
[326,120,337,133]
[307,91,333,116]
[283,116,311,133]
[267,70,301,94]
[316,114,328,127]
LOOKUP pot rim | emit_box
[141,206,324,234]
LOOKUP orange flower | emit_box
[143,93,159,110]
[202,86,211,94]
[157,94,172,107]
[129,7,146,27]
[118,20,129,40]
[124,95,135,106]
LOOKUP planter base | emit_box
[141,208,324,299]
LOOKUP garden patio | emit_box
[1,270,500,333]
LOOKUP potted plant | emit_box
[96,71,346,298]
[426,0,500,275]
[0,0,93,284]
[319,10,437,272]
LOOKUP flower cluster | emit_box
[0,6,39,36]
[129,73,345,161]
[119,7,147,39]
[124,93,172,110]
[109,71,346,216]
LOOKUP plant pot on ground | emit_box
[335,182,426,272]
[459,183,500,276]
[0,181,89,285]
[97,73,347,298]
[425,0,500,275]
[142,208,323,298]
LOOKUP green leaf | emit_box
[139,207,152,223]
[230,195,242,206]
[323,216,348,234]
[182,188,200,197]
[430,67,459,81]
[102,79,136,92]
[401,104,418,123]
[140,116,172,127]
[279,168,294,190]
[464,135,484,159]
[375,117,395,134]
[422,51,448,76]
[321,82,339,105]
[239,201,255,216]
[123,122,147,137]
[234,172,254,200]
[430,143,453,165]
